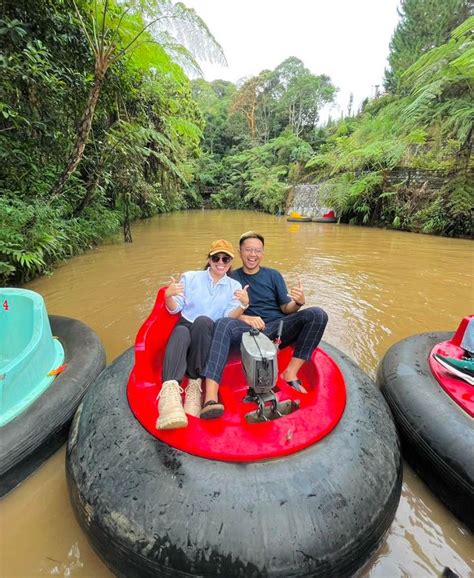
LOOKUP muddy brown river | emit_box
[1,210,473,577]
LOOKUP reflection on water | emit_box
[1,210,473,577]
[366,466,473,577]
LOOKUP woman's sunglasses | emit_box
[210,254,232,264]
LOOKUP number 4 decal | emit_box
[3,300,9,311]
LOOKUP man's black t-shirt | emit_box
[231,267,291,322]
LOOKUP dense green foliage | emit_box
[191,57,337,212]
[228,57,336,144]
[307,16,473,236]
[0,0,222,284]
[193,4,472,238]
[2,0,472,285]
[384,0,471,92]
[209,132,314,213]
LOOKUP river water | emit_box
[1,210,473,577]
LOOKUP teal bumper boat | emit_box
[0,289,105,496]
[1,289,65,426]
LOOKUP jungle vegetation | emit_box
[1,0,472,284]
[1,0,224,283]
[195,0,473,236]
[307,12,473,236]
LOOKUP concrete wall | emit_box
[287,183,330,218]
[287,168,472,217]
[382,168,452,189]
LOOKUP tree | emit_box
[401,15,474,169]
[192,79,237,155]
[52,0,225,198]
[347,93,354,117]
[229,76,261,142]
[281,73,336,136]
[228,58,336,144]
[270,57,308,96]
[260,57,336,138]
[0,0,220,281]
[384,0,472,92]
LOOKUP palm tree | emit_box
[52,0,225,198]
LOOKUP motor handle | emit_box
[275,319,284,347]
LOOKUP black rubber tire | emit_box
[0,315,106,497]
[287,217,312,222]
[312,218,338,223]
[377,332,474,530]
[66,342,401,578]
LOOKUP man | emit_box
[200,231,328,419]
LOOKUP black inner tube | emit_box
[0,315,105,497]
[67,343,401,577]
[377,331,474,531]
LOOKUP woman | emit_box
[157,239,249,429]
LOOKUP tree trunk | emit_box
[73,154,106,216]
[123,196,133,243]
[52,68,107,198]
[456,125,472,173]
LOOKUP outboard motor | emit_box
[240,321,283,420]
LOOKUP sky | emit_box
[183,0,402,121]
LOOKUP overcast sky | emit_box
[183,0,402,121]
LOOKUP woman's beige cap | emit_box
[209,239,235,258]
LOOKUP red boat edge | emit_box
[429,315,474,417]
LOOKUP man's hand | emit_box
[165,276,184,299]
[288,278,305,307]
[241,315,265,330]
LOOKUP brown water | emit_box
[1,210,473,577]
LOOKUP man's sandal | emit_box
[285,379,308,393]
[200,400,224,419]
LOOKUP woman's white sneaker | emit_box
[184,378,202,417]
[156,380,188,429]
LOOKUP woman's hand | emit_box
[165,276,184,299]
[234,284,250,308]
